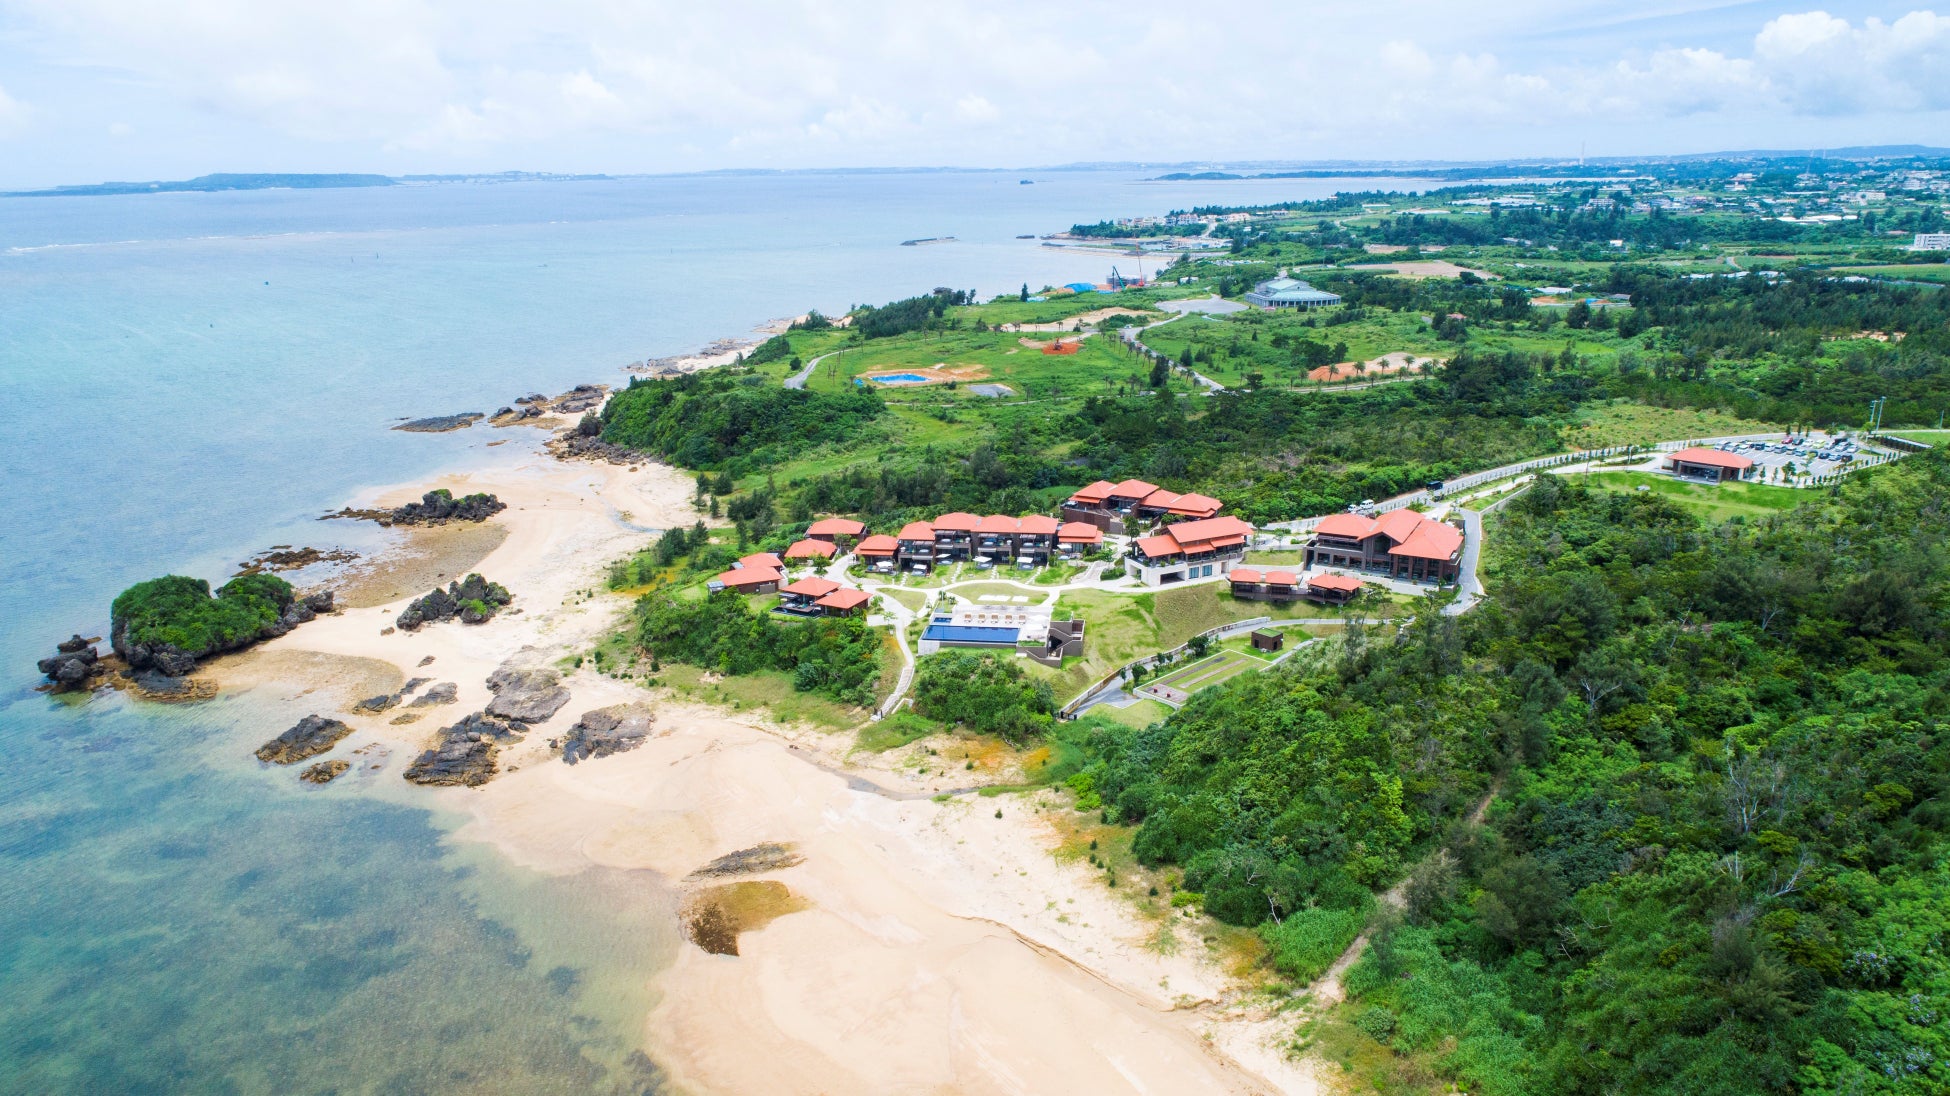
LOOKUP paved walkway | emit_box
[783,349,842,390]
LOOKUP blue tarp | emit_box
[1063,282,1097,293]
[921,624,1021,645]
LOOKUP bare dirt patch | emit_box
[1342,259,1494,280]
[1308,350,1441,383]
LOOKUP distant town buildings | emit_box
[1913,233,1950,251]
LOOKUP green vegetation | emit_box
[110,573,294,660]
[1571,470,1803,522]
[599,371,885,476]
[911,651,1056,743]
[635,589,881,708]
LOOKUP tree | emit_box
[1019,283,1029,302]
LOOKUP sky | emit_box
[0,2,1946,188]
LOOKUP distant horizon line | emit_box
[9,143,1950,197]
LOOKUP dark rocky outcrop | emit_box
[234,546,358,577]
[403,711,522,787]
[109,579,333,682]
[353,693,400,714]
[256,714,352,764]
[300,760,350,784]
[558,703,655,764]
[394,413,484,433]
[37,635,104,691]
[409,682,458,707]
[401,677,431,694]
[485,665,571,723]
[385,490,507,526]
[128,668,198,697]
[686,842,805,879]
[549,430,639,465]
[553,384,606,413]
[396,574,512,631]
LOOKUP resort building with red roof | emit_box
[1063,479,1224,533]
[1666,447,1755,482]
[805,517,867,547]
[783,538,838,561]
[1303,508,1464,583]
[1124,515,1256,586]
[708,567,781,594]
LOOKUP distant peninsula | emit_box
[4,170,613,198]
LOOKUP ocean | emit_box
[0,169,1423,1092]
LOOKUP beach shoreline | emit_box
[133,334,1321,1094]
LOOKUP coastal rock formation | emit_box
[233,546,358,577]
[409,682,458,707]
[548,429,637,465]
[403,711,522,787]
[109,577,334,683]
[686,843,805,879]
[386,489,507,526]
[396,574,513,631]
[255,714,353,764]
[353,692,400,713]
[552,384,606,413]
[300,760,350,784]
[394,413,483,433]
[557,703,655,764]
[37,635,105,691]
[484,665,571,723]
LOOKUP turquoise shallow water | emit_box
[0,170,1421,1092]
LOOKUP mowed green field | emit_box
[1572,470,1806,522]
[1827,264,1950,284]
[800,328,1151,400]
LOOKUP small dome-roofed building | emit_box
[1243,275,1341,311]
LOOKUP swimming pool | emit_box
[862,372,932,385]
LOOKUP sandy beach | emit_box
[209,416,1322,1095]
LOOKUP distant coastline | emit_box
[2,170,614,198]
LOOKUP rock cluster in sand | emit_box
[255,714,353,764]
[557,703,656,764]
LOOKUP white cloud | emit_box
[0,3,1944,168]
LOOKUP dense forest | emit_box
[600,371,885,476]
[1071,454,1949,1094]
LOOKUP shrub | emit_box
[1260,903,1371,983]
[911,651,1055,743]
[111,573,294,657]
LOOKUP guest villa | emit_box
[1062,479,1222,534]
[1126,515,1256,585]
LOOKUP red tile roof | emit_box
[783,539,837,559]
[781,576,841,597]
[897,521,936,541]
[1069,480,1116,505]
[1057,521,1103,543]
[1017,514,1060,535]
[1161,515,1254,553]
[932,512,981,532]
[814,588,871,612]
[976,514,1021,534]
[1669,447,1755,471]
[806,517,866,537]
[1307,572,1364,593]
[1314,512,1376,539]
[1389,519,1464,561]
[856,535,898,557]
[1139,487,1182,508]
[1264,570,1299,585]
[738,553,784,571]
[1166,492,1222,517]
[712,567,780,590]
[1109,478,1160,500]
[1372,509,1426,545]
[1134,534,1182,560]
[1229,567,1264,584]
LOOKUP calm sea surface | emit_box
[0,170,1422,1092]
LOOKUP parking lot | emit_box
[1701,432,1869,479]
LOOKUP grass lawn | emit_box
[1572,470,1805,523]
[802,328,1152,401]
[1243,550,1308,566]
[1826,263,1950,284]
[1561,400,1785,449]
[1887,429,1947,445]
[1086,697,1173,729]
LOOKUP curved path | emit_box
[783,349,843,390]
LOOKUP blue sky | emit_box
[0,2,1944,187]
